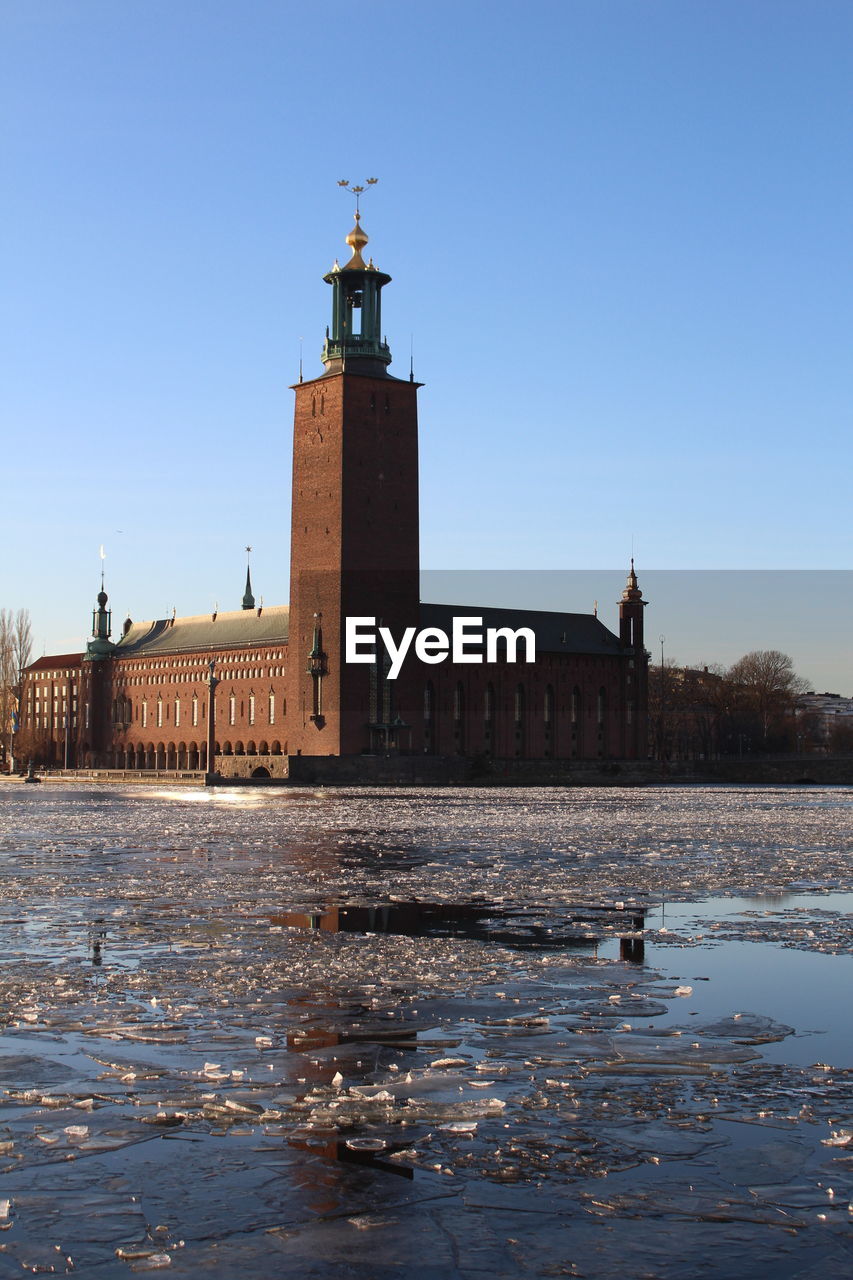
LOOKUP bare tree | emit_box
[0,611,15,769]
[649,652,813,759]
[0,608,33,769]
[726,650,810,751]
[13,609,32,683]
[647,660,726,761]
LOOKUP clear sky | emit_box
[2,1,851,689]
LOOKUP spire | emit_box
[322,179,392,376]
[242,546,255,611]
[619,559,647,650]
[621,557,643,602]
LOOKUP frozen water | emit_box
[0,782,851,1277]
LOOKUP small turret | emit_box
[84,578,115,661]
[321,182,392,376]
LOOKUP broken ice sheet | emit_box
[1,783,852,1276]
[679,1014,795,1044]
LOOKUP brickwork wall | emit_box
[212,752,289,779]
[16,658,83,768]
[419,649,646,760]
[19,639,648,769]
[287,371,421,758]
[98,641,289,769]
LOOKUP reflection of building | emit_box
[269,900,646,958]
[18,207,649,777]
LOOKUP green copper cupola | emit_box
[84,580,115,661]
[321,208,392,376]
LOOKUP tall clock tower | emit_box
[286,204,422,757]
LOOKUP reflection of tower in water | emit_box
[271,895,647,1193]
[280,967,417,1187]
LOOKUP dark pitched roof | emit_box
[26,653,83,672]
[419,603,623,656]
[115,605,289,657]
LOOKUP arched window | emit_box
[229,693,236,726]
[192,694,199,727]
[571,687,580,725]
[544,684,554,724]
[423,682,434,721]
[484,683,494,722]
[452,682,466,754]
[174,697,181,728]
[598,687,606,725]
[514,683,527,757]
[268,691,275,725]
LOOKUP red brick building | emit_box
[17,207,648,778]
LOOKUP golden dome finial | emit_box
[345,210,369,268]
[338,177,378,269]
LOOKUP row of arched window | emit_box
[119,664,283,687]
[113,691,283,730]
[423,683,608,725]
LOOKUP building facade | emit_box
[17,208,649,777]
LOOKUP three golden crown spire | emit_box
[336,177,379,270]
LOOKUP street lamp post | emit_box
[205,660,219,786]
[659,634,666,763]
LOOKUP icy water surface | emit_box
[1,783,852,1277]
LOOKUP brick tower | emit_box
[82,575,115,766]
[618,559,648,759]
[287,198,422,757]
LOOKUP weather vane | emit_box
[337,177,378,216]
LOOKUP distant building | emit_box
[18,208,649,777]
[797,692,853,747]
[16,655,82,771]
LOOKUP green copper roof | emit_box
[84,583,115,661]
[116,605,289,657]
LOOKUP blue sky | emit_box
[2,1,851,688]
